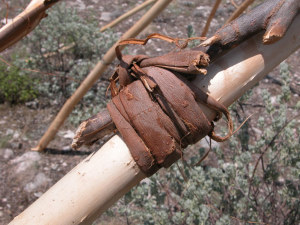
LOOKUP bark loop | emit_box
[107,34,233,176]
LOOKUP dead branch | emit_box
[100,0,157,32]
[0,0,60,52]
[203,0,300,57]
[226,0,254,24]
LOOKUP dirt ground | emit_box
[0,0,299,224]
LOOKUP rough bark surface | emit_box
[203,0,300,57]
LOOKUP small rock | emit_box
[100,12,113,21]
[6,129,14,135]
[25,100,39,109]
[13,131,20,139]
[62,146,72,151]
[2,148,14,160]
[10,152,41,174]
[63,130,75,139]
[33,192,43,198]
[193,6,212,18]
[50,163,58,170]
[24,172,51,193]
[0,120,5,124]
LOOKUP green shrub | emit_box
[14,3,118,124]
[22,3,117,100]
[0,62,38,104]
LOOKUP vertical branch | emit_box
[226,0,255,24]
[201,0,222,37]
[100,0,157,32]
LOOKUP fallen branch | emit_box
[32,0,173,152]
[9,13,300,225]
[100,0,157,32]
[0,0,60,52]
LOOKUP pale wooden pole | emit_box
[0,0,60,53]
[226,0,254,24]
[100,0,157,32]
[33,0,173,152]
[9,14,300,225]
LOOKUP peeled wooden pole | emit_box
[100,0,157,32]
[33,0,173,151]
[0,0,60,53]
[9,15,300,225]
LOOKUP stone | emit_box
[193,6,212,18]
[24,172,51,193]
[63,130,75,139]
[10,152,41,174]
[13,131,20,139]
[62,145,72,151]
[25,100,39,109]
[2,148,14,160]
[100,12,113,22]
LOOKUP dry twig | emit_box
[100,0,157,32]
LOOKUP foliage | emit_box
[15,3,118,123]
[109,62,299,224]
[0,61,38,104]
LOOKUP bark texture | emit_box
[203,0,300,57]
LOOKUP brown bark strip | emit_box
[75,34,234,176]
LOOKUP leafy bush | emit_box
[26,3,116,92]
[13,3,118,123]
[109,62,299,224]
[0,62,38,104]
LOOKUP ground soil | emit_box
[0,0,299,224]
